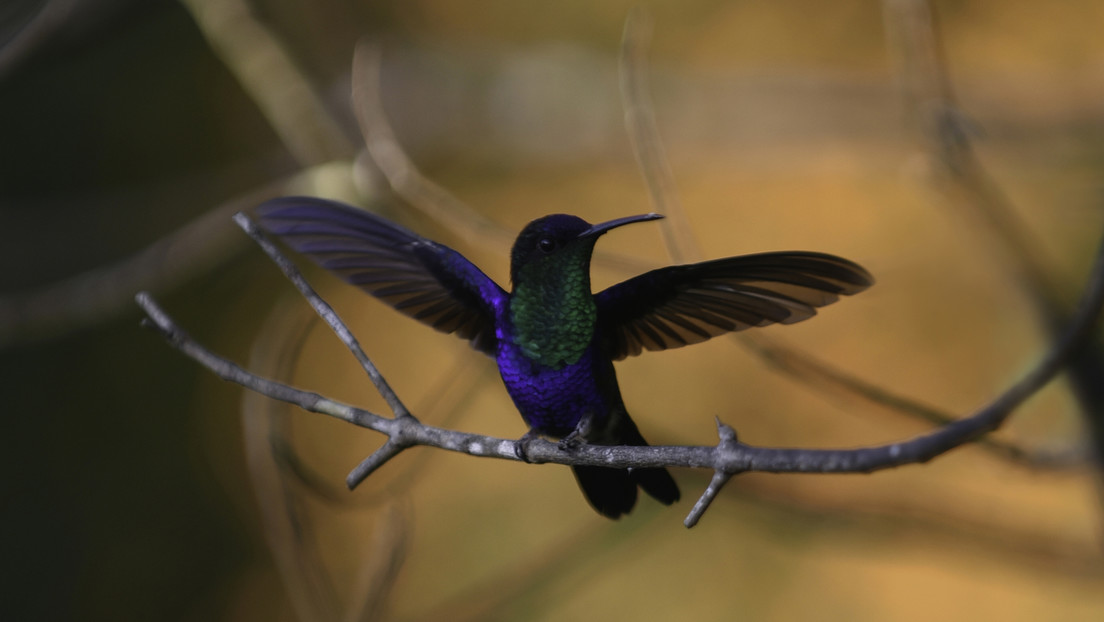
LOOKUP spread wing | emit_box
[595,252,873,360]
[256,196,506,355]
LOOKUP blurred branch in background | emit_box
[179,0,353,166]
[241,301,343,622]
[618,8,698,265]
[243,297,416,622]
[260,346,496,507]
[883,0,1104,476]
[352,41,519,251]
[0,178,255,346]
[419,511,668,622]
[617,7,1086,471]
[351,40,657,276]
[0,163,356,347]
[0,1,337,347]
[431,471,1104,622]
[0,0,80,81]
[0,0,362,348]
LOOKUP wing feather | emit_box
[596,252,872,360]
[256,197,505,355]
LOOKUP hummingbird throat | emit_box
[509,250,597,369]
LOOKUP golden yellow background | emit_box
[3,1,1102,620]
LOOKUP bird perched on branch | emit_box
[257,198,873,518]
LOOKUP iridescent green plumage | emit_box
[510,244,597,368]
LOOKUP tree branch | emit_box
[231,212,411,421]
[883,0,1104,480]
[617,7,1084,470]
[136,214,1104,527]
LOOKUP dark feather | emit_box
[596,252,873,360]
[256,197,505,355]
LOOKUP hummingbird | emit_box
[256,197,873,518]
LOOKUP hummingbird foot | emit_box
[558,411,595,452]
[514,429,542,463]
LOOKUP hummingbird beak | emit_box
[578,213,664,239]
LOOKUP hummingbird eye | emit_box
[537,238,556,253]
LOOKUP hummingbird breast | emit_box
[495,339,619,437]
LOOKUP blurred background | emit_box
[3,0,1104,620]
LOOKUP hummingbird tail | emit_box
[570,412,681,519]
[631,465,680,507]
[571,464,679,519]
[572,465,638,519]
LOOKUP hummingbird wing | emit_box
[256,197,506,355]
[595,252,872,360]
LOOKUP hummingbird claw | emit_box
[558,411,594,452]
[557,433,586,452]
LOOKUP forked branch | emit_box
[137,214,1104,527]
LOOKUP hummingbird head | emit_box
[509,212,663,285]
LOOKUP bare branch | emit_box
[232,212,411,419]
[262,349,495,506]
[346,439,408,490]
[743,337,1087,469]
[135,218,1104,526]
[683,419,738,528]
[138,291,390,431]
[883,0,1104,476]
[617,7,1083,469]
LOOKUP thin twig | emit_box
[268,350,495,506]
[744,338,1087,469]
[232,212,411,420]
[683,419,738,527]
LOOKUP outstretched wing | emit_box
[596,252,873,360]
[256,197,506,355]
